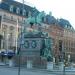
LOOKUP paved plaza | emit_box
[0,66,57,75]
[0,66,75,75]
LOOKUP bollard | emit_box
[27,60,32,69]
[47,62,53,70]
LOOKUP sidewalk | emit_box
[0,62,6,66]
[0,64,75,72]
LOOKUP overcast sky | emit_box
[15,0,75,29]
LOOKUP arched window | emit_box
[16,7,20,14]
[23,9,26,16]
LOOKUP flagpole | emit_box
[0,16,3,49]
[16,19,18,54]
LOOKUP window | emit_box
[28,11,31,17]
[11,16,13,20]
[9,33,13,41]
[3,25,7,30]
[3,14,6,19]
[23,9,26,16]
[10,5,13,12]
[16,7,20,14]
[65,25,67,28]
[9,26,14,30]
[26,11,28,17]
[23,19,26,24]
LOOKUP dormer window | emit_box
[65,25,68,28]
[42,17,45,22]
[10,5,13,12]
[16,7,20,14]
[23,9,26,16]
[28,11,31,17]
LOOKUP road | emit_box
[0,66,57,75]
[0,66,75,75]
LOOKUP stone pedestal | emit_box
[59,62,64,70]
[47,62,53,70]
[9,60,13,67]
[27,60,32,69]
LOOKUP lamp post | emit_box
[15,20,18,54]
[63,48,66,75]
[18,0,24,75]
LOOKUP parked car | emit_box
[0,49,15,58]
[0,49,7,56]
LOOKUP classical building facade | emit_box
[63,26,75,62]
[0,0,75,63]
[0,0,38,51]
[40,23,64,63]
